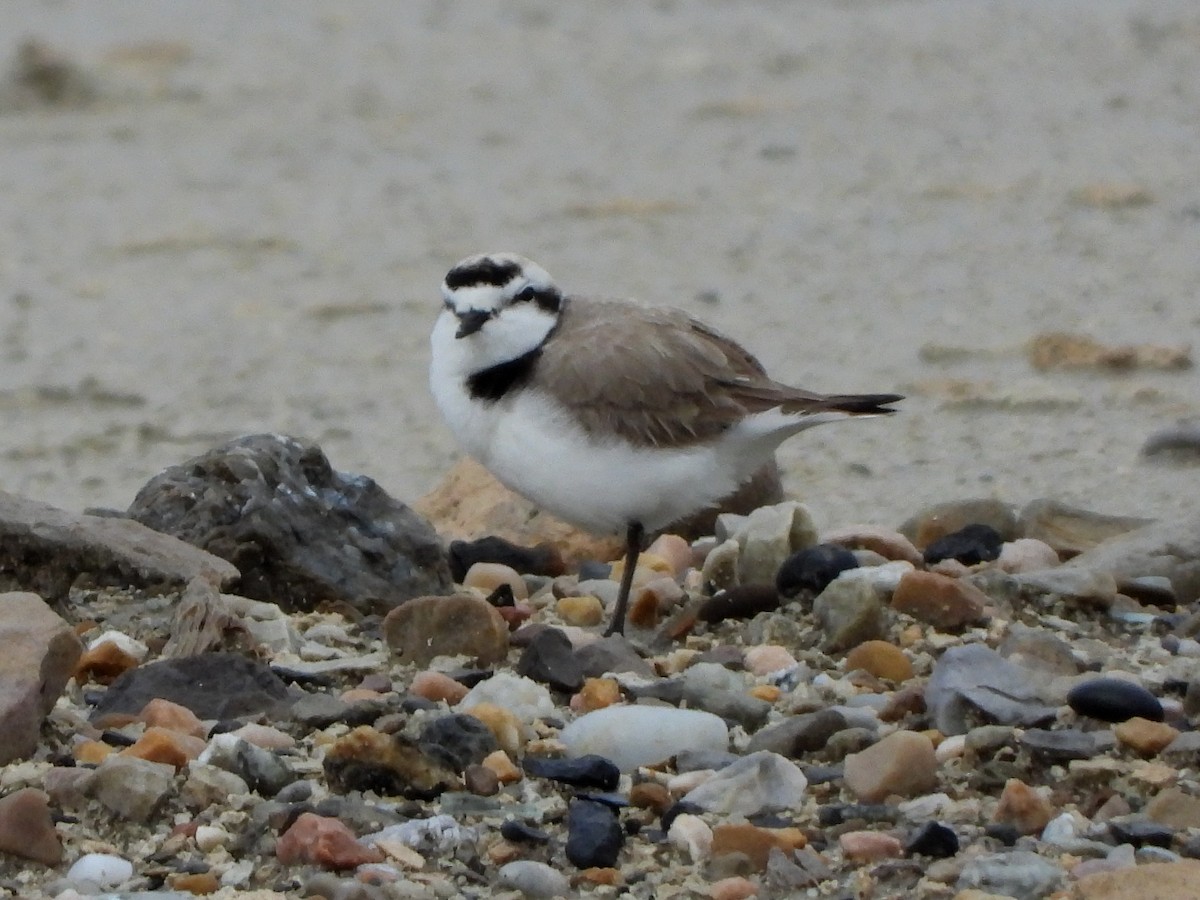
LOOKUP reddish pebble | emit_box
[410,671,470,704]
[276,812,383,870]
[0,788,62,866]
[992,778,1054,834]
[891,569,987,629]
[839,830,904,861]
[340,688,384,704]
[646,533,693,578]
[710,876,760,900]
[170,871,220,894]
[744,644,798,676]
[496,603,534,630]
[138,699,207,739]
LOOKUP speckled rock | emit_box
[276,812,384,870]
[813,573,887,651]
[89,755,176,822]
[383,593,510,667]
[323,726,460,798]
[890,569,987,628]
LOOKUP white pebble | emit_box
[667,813,713,862]
[935,734,967,762]
[559,706,729,772]
[497,860,571,898]
[86,630,149,660]
[194,825,231,852]
[66,853,133,890]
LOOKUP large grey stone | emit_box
[127,434,451,613]
[926,643,1058,736]
[0,592,83,764]
[0,491,237,601]
[1058,513,1200,603]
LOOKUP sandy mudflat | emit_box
[0,0,1197,530]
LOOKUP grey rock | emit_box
[679,662,771,730]
[899,498,1020,547]
[1057,512,1200,603]
[682,750,808,816]
[926,644,1058,736]
[574,636,654,678]
[89,756,176,822]
[289,692,355,729]
[233,739,297,797]
[565,799,622,868]
[956,849,1063,899]
[1014,567,1118,607]
[127,434,451,614]
[999,624,1081,677]
[0,592,82,764]
[0,491,237,602]
[747,709,848,757]
[90,652,292,722]
[420,713,500,772]
[515,628,584,692]
[1020,728,1110,763]
[813,574,887,652]
[733,501,819,586]
[1018,498,1153,557]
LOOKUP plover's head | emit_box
[440,252,562,338]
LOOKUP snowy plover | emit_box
[430,252,901,635]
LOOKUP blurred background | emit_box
[0,0,1197,528]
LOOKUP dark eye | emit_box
[513,286,538,304]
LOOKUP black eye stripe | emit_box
[513,285,562,313]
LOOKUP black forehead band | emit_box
[444,258,523,290]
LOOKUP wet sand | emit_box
[1,0,1198,530]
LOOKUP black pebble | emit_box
[565,799,623,868]
[523,754,620,790]
[515,628,584,693]
[1108,819,1174,848]
[985,823,1020,846]
[905,821,959,858]
[448,535,564,582]
[1067,678,1164,723]
[923,523,1004,566]
[500,820,551,844]
[696,585,781,622]
[776,544,860,598]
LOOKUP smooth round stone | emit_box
[922,523,1004,565]
[463,561,529,600]
[775,543,860,598]
[1068,677,1164,723]
[559,705,729,772]
[497,859,571,898]
[66,853,134,890]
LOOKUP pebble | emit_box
[323,726,459,797]
[891,569,988,628]
[747,708,847,757]
[843,731,937,802]
[1068,677,1164,723]
[557,594,604,626]
[0,787,62,865]
[905,820,959,857]
[732,501,819,586]
[276,812,384,870]
[838,830,903,861]
[1114,716,1179,755]
[420,712,500,770]
[524,754,620,790]
[992,778,1055,834]
[822,525,924,565]
[775,543,860,597]
[956,849,1064,898]
[1144,788,1200,829]
[743,644,797,676]
[708,876,760,900]
[996,537,1061,573]
[646,532,694,578]
[572,676,621,712]
[813,573,887,651]
[560,705,729,772]
[382,593,510,666]
[74,640,140,684]
[844,640,913,681]
[923,522,1004,565]
[682,751,807,816]
[462,561,530,600]
[709,822,807,871]
[515,627,584,692]
[901,498,1019,549]
[668,812,713,862]
[497,859,572,898]
[409,670,470,704]
[565,799,623,869]
[447,535,565,582]
[696,584,782,622]
[458,672,556,723]
[926,643,1057,735]
[65,853,134,891]
[90,755,176,822]
[461,702,527,756]
[137,698,207,739]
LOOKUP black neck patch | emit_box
[445,257,522,290]
[466,347,542,402]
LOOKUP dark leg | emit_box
[604,522,645,637]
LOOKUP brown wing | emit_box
[536,296,897,448]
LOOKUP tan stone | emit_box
[991,778,1054,835]
[414,458,623,566]
[843,731,938,802]
[138,698,207,739]
[823,524,924,564]
[844,640,914,682]
[1145,787,1200,829]
[0,788,62,866]
[749,685,781,703]
[462,562,528,600]
[574,677,621,712]
[75,641,139,684]
[1074,859,1200,900]
[710,823,806,871]
[462,702,527,756]
[838,830,903,862]
[480,749,522,784]
[558,595,604,627]
[629,781,672,814]
[121,726,206,771]
[1114,717,1179,756]
[409,670,470,704]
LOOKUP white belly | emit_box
[431,380,768,534]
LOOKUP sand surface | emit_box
[1,1,1197,531]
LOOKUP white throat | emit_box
[431,300,559,381]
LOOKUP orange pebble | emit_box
[74,642,138,684]
[121,726,206,771]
